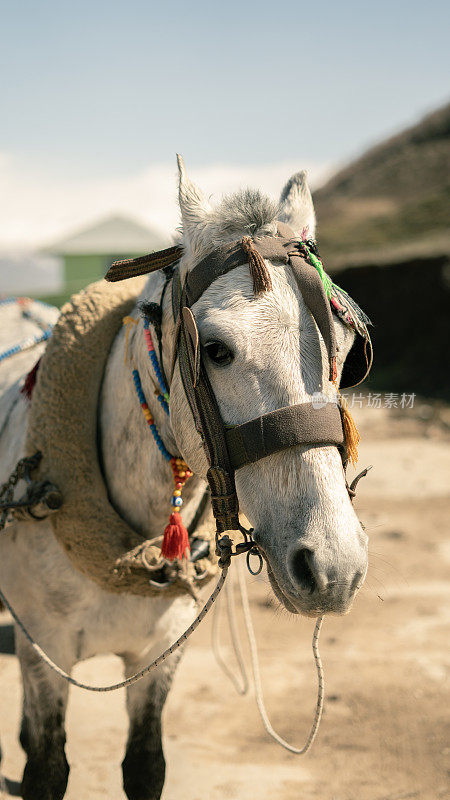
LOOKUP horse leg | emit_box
[121,650,183,800]
[16,630,74,800]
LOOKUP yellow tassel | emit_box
[337,390,361,467]
[122,316,138,364]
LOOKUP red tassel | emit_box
[161,512,190,561]
[21,358,41,400]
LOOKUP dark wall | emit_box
[334,255,450,400]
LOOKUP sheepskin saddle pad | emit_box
[25,278,217,599]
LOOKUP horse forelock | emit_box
[180,188,279,263]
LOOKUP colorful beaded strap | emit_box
[126,317,193,561]
[0,297,54,364]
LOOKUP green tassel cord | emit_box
[303,245,333,298]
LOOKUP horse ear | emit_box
[177,154,212,247]
[278,170,316,239]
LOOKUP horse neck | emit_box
[98,274,205,539]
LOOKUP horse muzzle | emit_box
[259,529,368,616]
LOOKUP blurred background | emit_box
[1,0,449,399]
[0,2,449,799]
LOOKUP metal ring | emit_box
[148,576,176,589]
[246,547,263,576]
[194,567,208,581]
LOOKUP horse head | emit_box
[166,157,368,616]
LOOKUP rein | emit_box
[0,537,233,692]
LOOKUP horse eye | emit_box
[204,340,234,366]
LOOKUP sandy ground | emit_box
[0,400,449,800]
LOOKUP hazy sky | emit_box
[0,0,448,247]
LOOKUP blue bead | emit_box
[172,496,183,507]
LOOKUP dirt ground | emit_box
[0,400,449,800]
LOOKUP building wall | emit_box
[335,254,450,399]
[64,254,105,293]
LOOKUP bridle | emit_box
[107,221,373,563]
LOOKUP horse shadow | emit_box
[0,775,22,797]
[0,620,21,797]
[0,622,15,656]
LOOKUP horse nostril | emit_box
[290,548,316,594]
[351,571,363,594]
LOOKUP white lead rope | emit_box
[238,559,324,754]
[211,566,249,695]
[213,559,324,754]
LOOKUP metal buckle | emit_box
[215,525,263,576]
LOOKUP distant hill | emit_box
[314,103,450,268]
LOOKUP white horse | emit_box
[0,159,368,800]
